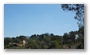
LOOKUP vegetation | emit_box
[4,27,84,49]
[61,4,84,28]
[4,4,84,49]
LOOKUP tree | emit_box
[18,35,27,41]
[50,33,54,37]
[12,37,20,43]
[78,26,84,36]
[30,34,38,40]
[4,37,12,45]
[38,34,44,41]
[27,39,41,49]
[44,36,51,47]
[61,4,84,28]
[63,33,70,44]
[69,31,77,43]
[49,41,61,49]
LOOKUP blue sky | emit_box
[4,4,79,37]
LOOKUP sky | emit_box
[4,4,79,37]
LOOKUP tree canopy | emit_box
[4,4,84,49]
[61,4,84,28]
[4,27,84,49]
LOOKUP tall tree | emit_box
[61,4,84,28]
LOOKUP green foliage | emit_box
[12,37,20,43]
[4,26,84,49]
[4,37,12,46]
[18,35,27,41]
[4,4,84,49]
[61,4,84,28]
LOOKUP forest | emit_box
[4,4,84,49]
[4,26,84,49]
